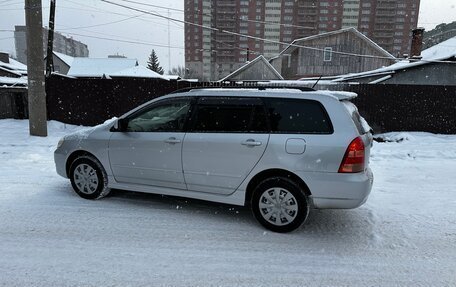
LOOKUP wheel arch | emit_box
[245,169,311,206]
[65,150,101,178]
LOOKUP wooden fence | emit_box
[0,88,28,120]
[4,74,456,134]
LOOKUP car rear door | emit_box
[182,96,269,195]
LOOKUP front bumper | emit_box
[54,148,68,178]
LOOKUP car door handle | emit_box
[165,137,181,144]
[241,139,262,147]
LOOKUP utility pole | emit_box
[45,0,56,77]
[25,0,47,136]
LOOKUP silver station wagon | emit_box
[54,87,373,232]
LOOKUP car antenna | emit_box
[311,75,323,89]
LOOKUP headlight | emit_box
[57,138,65,148]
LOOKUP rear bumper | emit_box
[297,168,373,209]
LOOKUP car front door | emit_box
[108,97,193,189]
[182,97,269,195]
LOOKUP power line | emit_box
[61,0,183,29]
[101,0,456,65]
[114,0,313,30]
[58,13,146,30]
[63,31,184,49]
[0,0,21,5]
[114,0,184,13]
[100,0,397,61]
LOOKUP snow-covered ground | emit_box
[0,119,455,286]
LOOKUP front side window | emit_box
[263,98,333,134]
[191,97,268,133]
[127,99,191,132]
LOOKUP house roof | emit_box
[220,55,284,81]
[0,57,27,76]
[336,36,456,82]
[53,51,74,67]
[109,65,168,80]
[67,58,138,77]
[271,27,395,61]
[0,76,27,87]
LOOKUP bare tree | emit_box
[167,66,187,78]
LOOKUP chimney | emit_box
[0,52,9,63]
[410,28,425,60]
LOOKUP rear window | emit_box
[263,98,333,134]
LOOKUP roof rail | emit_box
[170,84,315,94]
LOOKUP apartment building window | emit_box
[323,47,332,62]
[320,9,328,14]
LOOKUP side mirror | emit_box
[115,118,129,132]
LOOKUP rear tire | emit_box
[69,155,110,200]
[251,177,309,233]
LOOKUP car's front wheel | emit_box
[69,155,110,200]
[251,177,309,233]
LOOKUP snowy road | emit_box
[0,120,455,286]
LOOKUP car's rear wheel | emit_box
[69,155,110,199]
[251,177,309,233]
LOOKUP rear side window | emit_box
[341,101,371,134]
[191,97,268,133]
[263,98,333,134]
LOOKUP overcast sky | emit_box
[0,0,455,72]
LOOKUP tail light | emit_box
[339,137,365,173]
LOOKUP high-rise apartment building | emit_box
[185,0,420,80]
[14,25,89,65]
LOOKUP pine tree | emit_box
[147,49,164,75]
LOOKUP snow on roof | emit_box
[0,76,27,86]
[0,57,27,74]
[109,65,169,80]
[162,74,181,80]
[337,36,456,81]
[67,58,138,77]
[53,51,74,67]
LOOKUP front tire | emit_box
[251,177,309,233]
[69,155,110,200]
